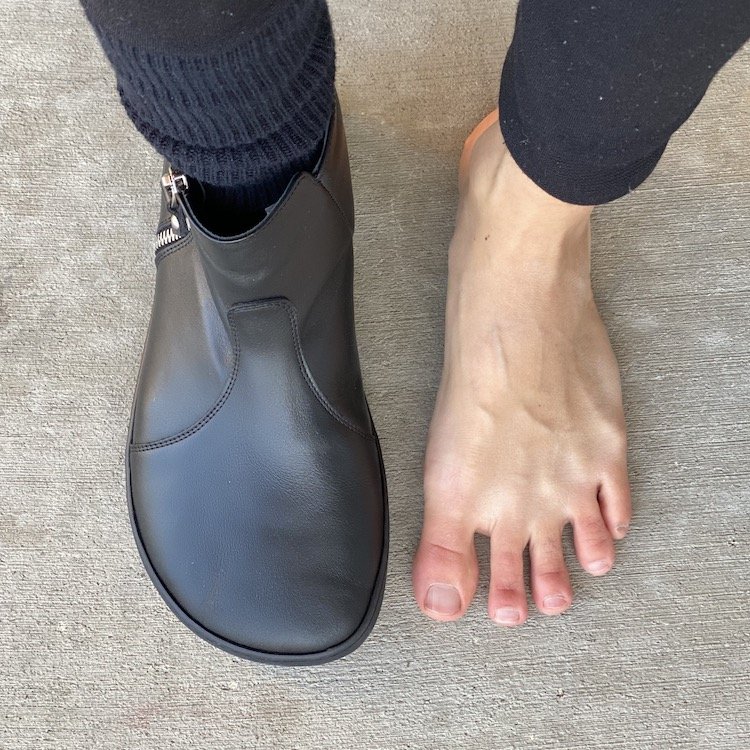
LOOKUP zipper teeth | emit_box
[155,225,182,249]
[155,166,191,253]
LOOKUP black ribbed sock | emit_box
[81,0,335,231]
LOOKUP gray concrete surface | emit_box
[1,1,749,748]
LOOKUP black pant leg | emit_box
[499,0,750,204]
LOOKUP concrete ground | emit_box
[1,1,749,748]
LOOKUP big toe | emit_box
[413,509,478,622]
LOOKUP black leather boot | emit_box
[126,99,388,665]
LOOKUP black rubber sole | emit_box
[125,415,389,666]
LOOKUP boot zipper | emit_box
[155,222,184,249]
[156,167,191,249]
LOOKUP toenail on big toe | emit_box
[425,584,462,615]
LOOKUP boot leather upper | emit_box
[127,102,386,656]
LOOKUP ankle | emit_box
[461,118,593,235]
[481,151,592,228]
[449,130,598,305]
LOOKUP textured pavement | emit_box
[1,2,749,748]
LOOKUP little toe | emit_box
[413,510,478,621]
[572,506,616,576]
[488,529,529,627]
[598,468,632,540]
[529,528,573,615]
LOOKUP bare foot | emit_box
[413,111,632,626]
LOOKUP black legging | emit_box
[500,0,750,203]
[82,0,750,206]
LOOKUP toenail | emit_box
[425,584,462,615]
[494,607,521,625]
[616,524,630,536]
[543,594,568,609]
[588,559,611,573]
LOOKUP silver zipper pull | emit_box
[161,167,191,235]
[161,167,189,208]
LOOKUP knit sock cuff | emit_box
[498,41,668,206]
[85,0,335,189]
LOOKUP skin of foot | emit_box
[413,111,632,626]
